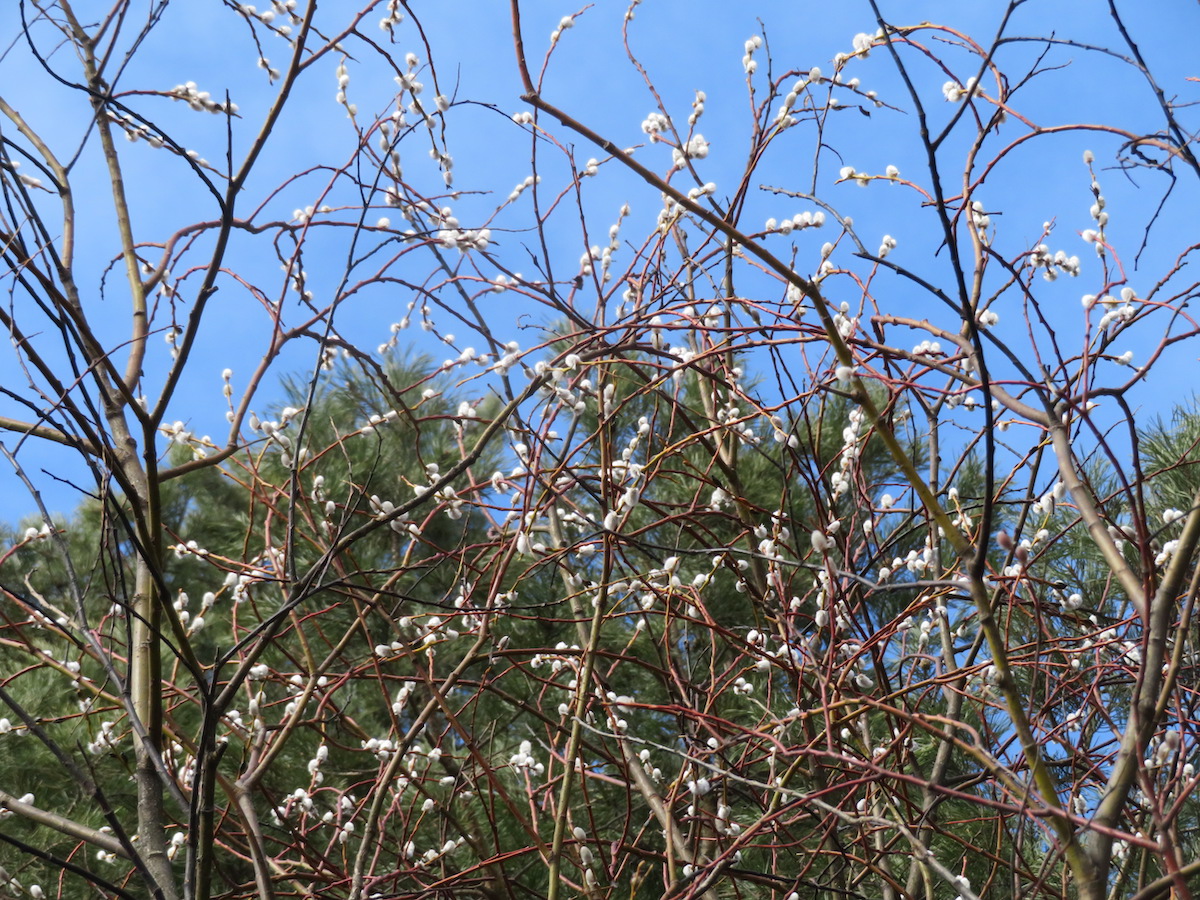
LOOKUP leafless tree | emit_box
[1,2,1199,899]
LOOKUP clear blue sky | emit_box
[1,0,1196,522]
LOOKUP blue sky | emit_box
[1,0,1197,522]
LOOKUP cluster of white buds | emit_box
[0,793,33,822]
[753,515,793,574]
[379,0,403,33]
[688,90,706,128]
[665,345,695,388]
[376,117,403,181]
[851,31,877,57]
[640,112,671,143]
[372,636,409,658]
[489,340,523,376]
[240,2,298,25]
[549,15,574,43]
[774,92,802,128]
[1155,539,1180,568]
[633,748,663,782]
[1028,244,1081,281]
[434,482,465,521]
[782,67,824,117]
[532,644,581,684]
[831,302,857,338]
[20,522,52,543]
[94,846,121,865]
[107,111,166,148]
[1080,151,1109,255]
[742,34,763,75]
[358,408,400,436]
[362,737,396,761]
[306,742,329,784]
[827,406,866,503]
[656,195,684,234]
[174,589,216,632]
[838,165,870,187]
[712,395,759,448]
[429,142,454,180]
[87,721,121,755]
[509,740,545,775]
[168,82,238,114]
[393,56,425,103]
[883,543,936,579]
[968,200,992,244]
[160,418,188,446]
[416,836,463,865]
[222,567,260,604]
[764,210,825,235]
[256,56,282,82]
[434,209,490,252]
[245,407,307,467]
[951,874,976,900]
[1033,481,1065,517]
[672,133,710,168]
[369,492,399,519]
[334,60,354,115]
[810,529,833,555]
[162,831,187,861]
[163,325,181,360]
[599,467,642,533]
[1150,730,1182,767]
[1163,507,1186,525]
[1059,590,1084,612]
[1094,287,1138,329]
[438,343,489,373]
[506,173,540,204]
[943,76,981,102]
